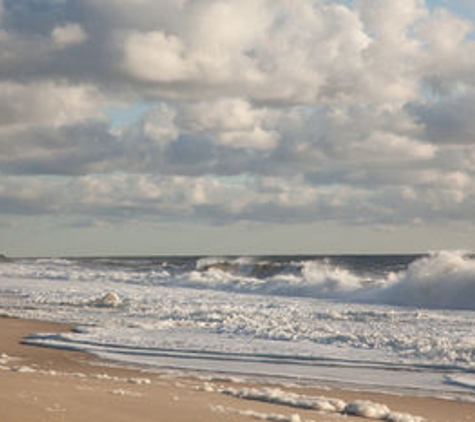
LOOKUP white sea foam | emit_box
[222,387,345,413]
[376,251,475,310]
[128,377,151,385]
[2,251,475,310]
[13,365,37,373]
[220,387,424,422]
[1,251,475,401]
[110,389,143,397]
[211,404,303,422]
[344,400,390,419]
[94,292,123,308]
[0,353,19,365]
[238,409,302,422]
[211,405,301,422]
[386,413,425,422]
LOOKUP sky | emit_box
[1,0,475,257]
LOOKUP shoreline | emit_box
[0,316,474,421]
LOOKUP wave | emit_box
[192,251,475,310]
[1,251,475,311]
[301,250,475,311]
[187,251,475,310]
[376,250,475,310]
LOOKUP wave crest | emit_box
[2,251,475,310]
[188,251,475,310]
[378,250,475,310]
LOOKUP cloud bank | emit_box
[1,0,475,242]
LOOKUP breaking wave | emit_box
[376,251,475,310]
[1,250,475,310]
[189,251,475,310]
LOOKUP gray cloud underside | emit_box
[1,0,475,228]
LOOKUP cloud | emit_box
[51,22,87,49]
[0,120,117,175]
[355,0,426,41]
[1,0,475,236]
[0,81,105,128]
[408,90,475,144]
[123,31,191,83]
[176,99,279,150]
[348,131,437,162]
[1,170,471,228]
[0,174,380,224]
[1,0,473,104]
[415,8,475,93]
[101,0,375,103]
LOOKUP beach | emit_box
[2,0,475,416]
[3,0,475,418]
[1,316,474,422]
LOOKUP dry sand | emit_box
[0,316,474,422]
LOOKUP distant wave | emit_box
[188,251,475,310]
[189,251,475,310]
[1,251,475,310]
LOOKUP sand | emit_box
[0,316,474,422]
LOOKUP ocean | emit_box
[1,250,475,402]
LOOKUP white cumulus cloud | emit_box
[51,23,88,49]
[1,0,475,246]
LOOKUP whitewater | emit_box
[1,250,475,401]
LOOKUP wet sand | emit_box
[0,317,474,422]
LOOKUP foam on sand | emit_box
[220,387,425,422]
[222,386,345,413]
[211,405,303,422]
[12,365,37,373]
[238,409,302,422]
[0,355,153,387]
[0,353,19,365]
[344,400,390,419]
[110,388,143,397]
